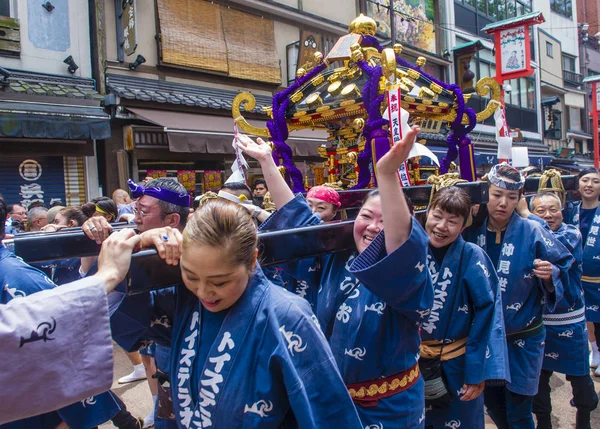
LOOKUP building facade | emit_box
[0,0,109,208]
[577,0,600,168]
[92,0,354,196]
[535,0,593,172]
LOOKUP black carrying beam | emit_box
[523,175,577,193]
[126,220,355,295]
[10,223,134,263]
[10,182,491,295]
[9,221,355,295]
[337,181,489,209]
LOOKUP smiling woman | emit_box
[180,199,258,312]
[109,198,363,428]
[419,186,508,429]
[563,168,600,373]
[236,130,434,428]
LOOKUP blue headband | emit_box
[128,179,191,208]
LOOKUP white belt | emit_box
[543,307,586,326]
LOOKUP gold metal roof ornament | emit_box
[232,14,502,190]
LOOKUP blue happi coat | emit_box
[259,194,433,428]
[422,237,509,429]
[565,201,600,322]
[34,258,81,286]
[465,212,572,395]
[111,267,363,429]
[528,215,589,376]
[0,246,119,429]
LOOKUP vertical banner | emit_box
[297,30,322,72]
[121,0,138,56]
[494,107,512,162]
[203,170,222,192]
[231,125,248,184]
[177,170,196,191]
[386,88,412,187]
[313,166,325,186]
[499,27,526,75]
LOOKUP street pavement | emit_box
[101,344,600,428]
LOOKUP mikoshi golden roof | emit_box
[233,14,502,189]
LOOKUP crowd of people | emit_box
[1,125,600,429]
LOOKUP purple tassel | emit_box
[267,63,327,192]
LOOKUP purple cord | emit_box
[266,35,479,190]
[268,63,327,192]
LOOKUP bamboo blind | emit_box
[156,0,228,73]
[221,7,281,84]
[156,0,281,85]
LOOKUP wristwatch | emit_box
[251,205,261,219]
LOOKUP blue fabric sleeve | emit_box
[258,193,322,232]
[527,214,551,231]
[462,246,506,385]
[562,200,580,225]
[110,287,177,351]
[533,223,572,312]
[349,219,433,320]
[280,313,363,428]
[258,194,324,289]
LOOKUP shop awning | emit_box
[474,149,498,165]
[128,107,328,156]
[551,162,585,171]
[566,130,593,140]
[473,149,552,167]
[0,101,111,140]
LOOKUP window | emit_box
[546,41,553,58]
[457,0,531,19]
[525,78,536,109]
[569,107,582,131]
[551,0,572,18]
[0,0,19,58]
[286,41,299,86]
[562,54,576,72]
[545,109,562,139]
[0,0,9,17]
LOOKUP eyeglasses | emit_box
[132,207,160,218]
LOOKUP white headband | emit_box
[488,163,525,191]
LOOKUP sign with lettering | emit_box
[121,0,137,56]
[0,157,66,209]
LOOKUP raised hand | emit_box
[235,134,273,164]
[376,125,420,177]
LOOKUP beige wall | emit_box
[271,0,300,8]
[102,0,354,88]
[274,21,300,85]
[537,0,579,60]
[538,31,563,88]
[302,0,357,26]
[3,0,92,77]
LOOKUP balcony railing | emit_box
[563,70,583,86]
